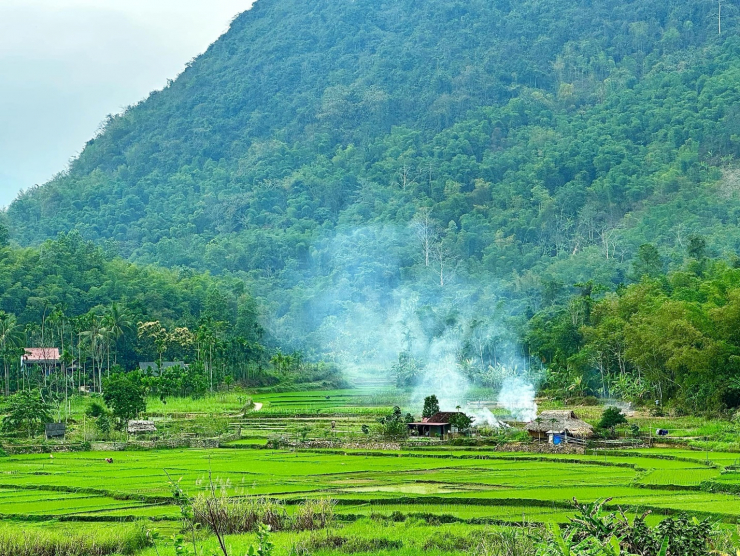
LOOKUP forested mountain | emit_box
[6,0,740,408]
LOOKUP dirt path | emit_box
[253,402,263,411]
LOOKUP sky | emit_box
[0,0,254,208]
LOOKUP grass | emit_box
[0,521,150,556]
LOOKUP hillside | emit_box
[6,0,740,377]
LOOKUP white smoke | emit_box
[467,406,510,428]
[280,225,543,421]
[497,376,537,422]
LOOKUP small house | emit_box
[408,411,466,438]
[526,410,593,441]
[21,348,61,374]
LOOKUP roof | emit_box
[139,361,185,371]
[409,411,464,426]
[22,348,60,363]
[526,410,594,437]
[127,420,157,433]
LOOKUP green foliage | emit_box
[597,408,628,431]
[552,498,716,556]
[0,522,150,556]
[1,390,52,438]
[9,0,740,374]
[422,395,439,418]
[377,406,410,439]
[85,401,112,434]
[449,412,473,434]
[102,373,146,428]
[528,259,740,412]
[0,223,8,249]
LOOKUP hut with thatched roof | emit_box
[526,410,593,442]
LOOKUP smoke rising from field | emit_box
[279,225,541,421]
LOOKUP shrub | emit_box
[377,406,410,439]
[550,498,718,556]
[86,402,112,434]
[597,407,628,431]
[1,390,52,438]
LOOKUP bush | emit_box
[544,498,719,556]
[377,406,410,439]
[86,402,112,435]
[597,407,628,430]
[1,390,52,438]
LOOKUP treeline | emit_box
[527,240,740,413]
[0,229,338,399]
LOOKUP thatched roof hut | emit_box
[526,410,593,439]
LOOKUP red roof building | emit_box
[21,348,61,365]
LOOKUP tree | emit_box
[0,222,8,248]
[597,407,628,431]
[102,372,146,429]
[104,303,133,368]
[378,406,410,439]
[687,235,707,260]
[449,412,473,434]
[0,313,23,396]
[138,321,169,369]
[631,244,663,280]
[422,394,440,418]
[1,390,52,438]
[411,208,439,267]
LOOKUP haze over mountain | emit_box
[5,0,740,365]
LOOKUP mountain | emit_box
[6,0,740,360]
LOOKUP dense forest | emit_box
[4,0,740,411]
[0,226,339,399]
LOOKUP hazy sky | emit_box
[0,0,254,208]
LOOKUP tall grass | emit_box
[191,493,335,534]
[0,523,150,556]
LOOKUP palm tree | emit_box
[81,316,106,392]
[0,313,23,396]
[104,303,133,371]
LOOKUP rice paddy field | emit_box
[2,389,740,555]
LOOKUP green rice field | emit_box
[2,389,740,554]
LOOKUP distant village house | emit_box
[408,411,468,438]
[21,348,61,374]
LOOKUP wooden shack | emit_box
[407,411,466,438]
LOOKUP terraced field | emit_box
[2,390,740,554]
[1,446,739,525]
